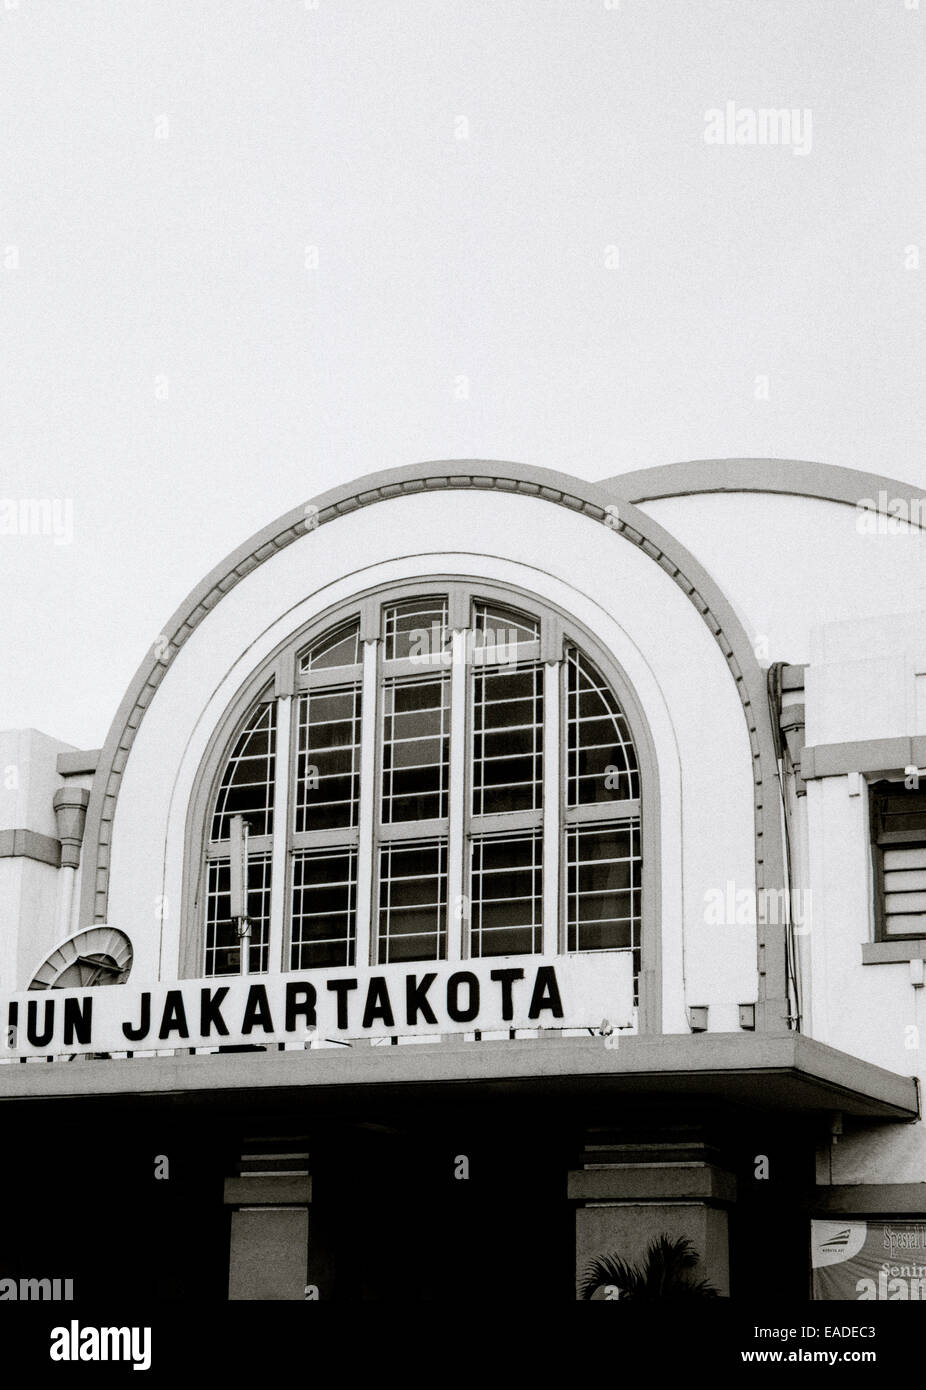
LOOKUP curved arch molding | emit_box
[605,456,926,528]
[80,460,790,1031]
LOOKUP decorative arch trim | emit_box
[603,457,926,528]
[79,459,789,1030]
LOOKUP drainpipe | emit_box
[768,663,808,1032]
[53,786,90,940]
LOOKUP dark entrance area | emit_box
[311,1108,575,1302]
[0,1084,829,1303]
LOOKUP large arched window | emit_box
[197,584,643,993]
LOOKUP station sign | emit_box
[0,952,633,1058]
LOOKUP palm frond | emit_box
[579,1233,719,1300]
[578,1250,638,1300]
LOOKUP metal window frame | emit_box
[292,682,364,835]
[870,778,926,943]
[469,826,544,959]
[204,850,273,977]
[187,576,656,1023]
[289,843,358,970]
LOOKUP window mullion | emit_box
[542,658,562,955]
[354,638,380,966]
[267,693,292,972]
[447,628,469,961]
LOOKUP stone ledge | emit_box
[223,1175,312,1206]
[568,1162,736,1204]
[862,941,926,965]
[0,828,59,867]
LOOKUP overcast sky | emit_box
[2,0,924,749]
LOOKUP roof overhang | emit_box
[0,1032,916,1121]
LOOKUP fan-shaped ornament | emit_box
[28,927,133,990]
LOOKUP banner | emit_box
[812,1219,926,1300]
[0,951,633,1057]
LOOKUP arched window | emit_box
[198,585,643,993]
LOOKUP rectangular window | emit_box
[566,822,641,972]
[294,685,362,832]
[290,847,357,969]
[378,839,447,963]
[472,664,543,816]
[470,832,542,957]
[383,596,449,662]
[205,854,271,975]
[381,675,450,822]
[871,781,926,938]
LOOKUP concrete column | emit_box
[569,1146,735,1298]
[225,1157,314,1301]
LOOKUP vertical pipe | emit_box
[55,864,75,942]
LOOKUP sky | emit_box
[1,0,924,749]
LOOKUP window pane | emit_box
[295,685,362,831]
[382,676,450,822]
[566,648,639,805]
[211,703,276,841]
[378,840,447,963]
[882,842,926,936]
[473,665,543,815]
[472,601,539,655]
[566,823,641,984]
[300,619,361,672]
[470,832,542,957]
[383,596,449,662]
[205,854,271,975]
[290,848,356,968]
[872,784,926,838]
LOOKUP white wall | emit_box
[640,494,926,667]
[804,610,926,1183]
[0,728,76,989]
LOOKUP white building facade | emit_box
[1,458,923,1301]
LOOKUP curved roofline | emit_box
[601,458,925,516]
[79,458,788,1028]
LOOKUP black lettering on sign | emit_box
[406,972,438,1026]
[528,966,564,1020]
[63,995,92,1047]
[362,977,395,1029]
[326,979,357,1030]
[26,997,54,1048]
[200,987,230,1037]
[446,971,479,1023]
[241,984,274,1034]
[285,981,317,1032]
[158,991,190,1040]
[123,992,151,1042]
[490,968,524,1022]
